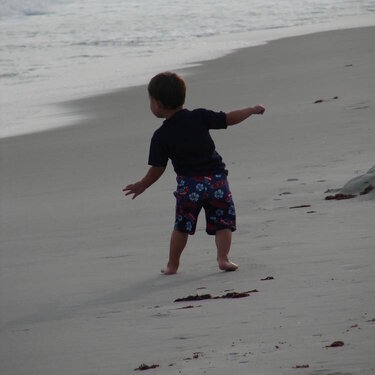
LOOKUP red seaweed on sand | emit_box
[325,341,344,348]
[134,363,160,371]
[174,290,258,302]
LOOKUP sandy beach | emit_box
[1,26,375,374]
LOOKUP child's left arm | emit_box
[123,166,166,199]
[226,105,265,126]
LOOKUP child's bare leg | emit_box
[215,229,238,272]
[162,229,188,275]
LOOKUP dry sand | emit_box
[1,27,375,375]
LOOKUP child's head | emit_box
[148,72,186,110]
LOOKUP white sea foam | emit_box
[1,0,375,138]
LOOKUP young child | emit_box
[123,72,265,275]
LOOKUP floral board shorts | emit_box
[173,174,236,235]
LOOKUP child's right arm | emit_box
[226,105,265,126]
[123,166,166,199]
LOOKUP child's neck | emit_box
[164,106,183,119]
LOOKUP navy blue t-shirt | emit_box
[148,108,228,176]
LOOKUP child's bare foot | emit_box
[218,259,239,272]
[161,263,178,275]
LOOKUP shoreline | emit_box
[1,16,375,139]
[1,26,375,375]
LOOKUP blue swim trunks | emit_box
[173,174,236,235]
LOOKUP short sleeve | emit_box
[198,108,227,129]
[148,131,169,167]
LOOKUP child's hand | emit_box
[123,166,166,199]
[252,105,265,115]
[123,181,146,199]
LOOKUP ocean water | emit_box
[1,0,375,138]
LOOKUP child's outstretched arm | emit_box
[226,105,265,126]
[123,166,166,199]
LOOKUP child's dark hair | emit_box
[148,72,186,109]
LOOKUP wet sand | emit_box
[1,27,375,374]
